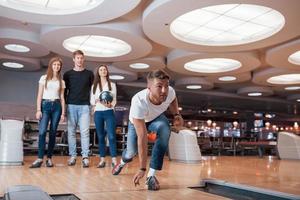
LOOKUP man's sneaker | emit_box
[146,176,160,191]
[112,163,123,175]
[46,159,54,167]
[68,156,76,166]
[30,159,43,168]
[82,157,89,168]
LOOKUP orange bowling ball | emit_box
[148,132,157,142]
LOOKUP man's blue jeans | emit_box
[122,114,170,170]
[94,109,117,157]
[67,104,90,158]
[38,99,62,159]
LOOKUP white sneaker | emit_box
[68,156,76,166]
[82,157,89,168]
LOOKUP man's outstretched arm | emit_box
[132,118,148,186]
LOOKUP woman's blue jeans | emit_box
[38,99,62,159]
[94,109,117,157]
[122,114,170,170]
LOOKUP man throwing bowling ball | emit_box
[112,70,184,191]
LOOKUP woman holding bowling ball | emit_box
[90,65,117,168]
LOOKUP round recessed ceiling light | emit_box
[248,92,262,96]
[0,0,104,15]
[267,74,300,85]
[186,85,202,89]
[109,75,125,80]
[63,35,132,58]
[284,86,300,91]
[3,62,24,69]
[170,4,285,46]
[129,63,150,69]
[297,99,300,102]
[4,44,30,53]
[288,50,300,65]
[218,76,237,81]
[184,58,241,73]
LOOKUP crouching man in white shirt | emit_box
[112,69,183,191]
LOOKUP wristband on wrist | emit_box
[140,168,146,171]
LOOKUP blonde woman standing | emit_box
[30,57,65,168]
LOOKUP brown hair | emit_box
[147,69,170,82]
[92,65,112,94]
[45,57,63,92]
[72,50,84,58]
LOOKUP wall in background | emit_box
[0,70,44,118]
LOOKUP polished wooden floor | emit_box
[0,156,299,199]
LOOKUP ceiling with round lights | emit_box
[1,0,104,15]
[0,52,41,71]
[266,38,300,70]
[284,86,300,91]
[112,56,165,72]
[1,0,300,116]
[0,0,141,25]
[174,77,214,90]
[267,74,300,85]
[143,0,300,52]
[40,22,152,62]
[167,50,260,76]
[5,44,30,53]
[184,58,241,74]
[63,35,132,58]
[253,68,300,86]
[170,4,285,46]
[3,62,24,69]
[237,86,273,97]
[206,72,251,83]
[0,28,50,57]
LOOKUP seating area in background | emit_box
[0,118,24,166]
[277,132,300,160]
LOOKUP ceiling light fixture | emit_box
[63,35,131,57]
[1,0,103,15]
[248,92,262,96]
[2,62,24,69]
[186,85,202,89]
[170,4,285,46]
[109,75,125,80]
[184,58,241,73]
[288,50,300,65]
[267,74,300,85]
[284,86,300,91]
[4,44,30,52]
[218,76,237,81]
[129,63,150,69]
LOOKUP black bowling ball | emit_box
[99,91,113,103]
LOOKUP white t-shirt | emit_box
[129,86,176,123]
[39,75,65,99]
[90,82,117,111]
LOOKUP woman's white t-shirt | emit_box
[129,86,176,123]
[39,75,65,99]
[90,82,117,111]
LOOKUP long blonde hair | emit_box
[45,57,63,92]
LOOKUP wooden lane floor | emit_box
[0,156,299,200]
